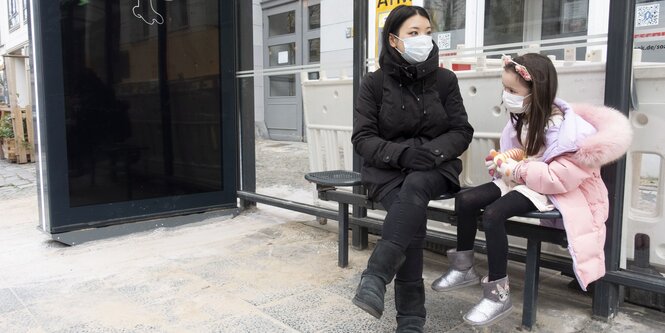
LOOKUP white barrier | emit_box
[301,61,665,268]
[621,64,665,270]
[301,72,354,172]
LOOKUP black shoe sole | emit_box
[352,296,382,319]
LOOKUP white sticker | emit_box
[437,33,451,50]
[636,4,660,27]
[278,51,289,64]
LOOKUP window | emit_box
[270,75,296,96]
[59,0,224,206]
[8,0,19,31]
[269,43,296,66]
[22,0,27,22]
[308,4,320,30]
[541,0,589,60]
[167,0,189,31]
[308,38,320,63]
[630,153,661,217]
[541,0,588,37]
[484,0,525,47]
[424,0,465,32]
[0,72,8,105]
[424,0,466,51]
[269,11,296,36]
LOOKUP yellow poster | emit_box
[375,0,413,59]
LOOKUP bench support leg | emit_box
[352,225,368,250]
[522,239,542,330]
[352,207,368,250]
[338,202,349,268]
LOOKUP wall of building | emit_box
[253,0,268,138]
[0,0,31,107]
[0,0,30,53]
[320,0,354,78]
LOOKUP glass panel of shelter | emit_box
[244,0,619,223]
[622,0,665,286]
[305,1,321,80]
[60,0,223,207]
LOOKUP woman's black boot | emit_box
[395,279,426,332]
[352,240,406,319]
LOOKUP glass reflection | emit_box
[269,75,296,96]
[269,10,296,36]
[484,0,525,46]
[309,38,320,63]
[60,0,222,207]
[269,43,296,66]
[308,4,320,30]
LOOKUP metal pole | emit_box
[352,0,368,173]
[352,0,369,249]
[158,0,174,179]
[236,0,256,209]
[592,0,636,321]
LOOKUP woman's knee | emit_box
[407,227,426,249]
[398,175,433,207]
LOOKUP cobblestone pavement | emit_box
[0,158,36,199]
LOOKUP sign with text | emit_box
[634,1,665,62]
[376,0,413,61]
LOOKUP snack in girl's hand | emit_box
[485,148,526,177]
[491,148,526,164]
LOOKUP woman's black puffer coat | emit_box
[352,44,474,201]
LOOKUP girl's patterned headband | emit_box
[502,55,532,82]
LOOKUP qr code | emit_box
[636,4,660,27]
[437,33,451,50]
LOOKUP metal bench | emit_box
[305,169,568,330]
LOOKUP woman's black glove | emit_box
[398,147,436,171]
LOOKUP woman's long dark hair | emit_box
[504,53,558,156]
[379,5,431,68]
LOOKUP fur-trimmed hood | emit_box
[568,103,633,167]
[540,99,633,167]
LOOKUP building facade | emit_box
[0,0,30,107]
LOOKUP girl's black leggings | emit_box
[455,182,537,281]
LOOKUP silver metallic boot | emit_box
[463,276,513,326]
[431,249,480,291]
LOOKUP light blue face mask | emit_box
[392,34,434,64]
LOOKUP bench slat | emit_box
[305,170,362,186]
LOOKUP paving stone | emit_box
[0,289,23,314]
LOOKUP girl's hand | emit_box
[485,149,498,176]
[496,158,519,180]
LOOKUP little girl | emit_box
[431,53,632,326]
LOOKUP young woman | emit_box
[431,53,632,326]
[351,5,473,332]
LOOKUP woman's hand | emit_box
[399,147,436,171]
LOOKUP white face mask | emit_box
[502,90,530,114]
[393,34,433,64]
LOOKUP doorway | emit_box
[262,0,320,141]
